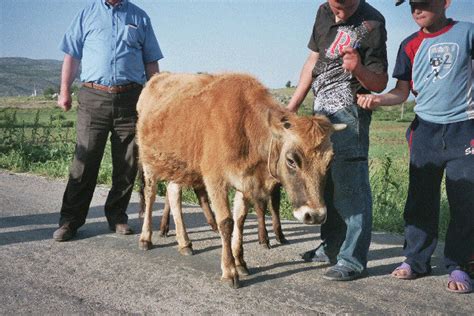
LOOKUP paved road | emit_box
[0,170,472,314]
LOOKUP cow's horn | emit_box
[333,123,347,131]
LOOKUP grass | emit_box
[0,94,450,238]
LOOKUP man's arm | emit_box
[58,54,80,112]
[357,79,410,110]
[287,51,319,113]
[342,47,388,93]
[145,61,160,80]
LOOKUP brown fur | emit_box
[137,73,336,288]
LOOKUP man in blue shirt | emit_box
[53,0,163,241]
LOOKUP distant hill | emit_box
[0,57,63,97]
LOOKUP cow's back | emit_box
[137,73,282,187]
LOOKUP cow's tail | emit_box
[137,162,146,219]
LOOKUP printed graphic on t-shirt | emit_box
[312,23,372,115]
[425,43,459,82]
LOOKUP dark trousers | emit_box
[59,86,142,230]
[403,116,474,274]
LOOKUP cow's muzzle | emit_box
[293,206,327,225]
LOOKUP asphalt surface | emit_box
[0,169,472,314]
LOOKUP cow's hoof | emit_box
[236,265,250,276]
[139,240,153,251]
[276,236,289,245]
[222,276,240,289]
[210,223,219,233]
[159,231,169,238]
[179,246,194,256]
[259,241,271,249]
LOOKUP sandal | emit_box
[391,262,428,280]
[447,270,472,294]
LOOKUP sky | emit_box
[0,0,473,90]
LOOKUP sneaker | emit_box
[53,225,76,242]
[323,263,367,281]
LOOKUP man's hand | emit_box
[58,91,72,112]
[357,93,381,110]
[341,47,361,74]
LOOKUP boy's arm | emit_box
[287,51,319,113]
[357,79,410,110]
[342,47,388,93]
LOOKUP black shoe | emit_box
[323,264,368,281]
[301,244,337,264]
[53,225,76,242]
[110,223,134,235]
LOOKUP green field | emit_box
[0,93,450,238]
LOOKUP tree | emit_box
[43,86,56,97]
[285,81,291,88]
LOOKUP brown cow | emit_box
[136,73,344,288]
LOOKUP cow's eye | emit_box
[286,157,297,169]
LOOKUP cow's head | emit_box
[268,111,345,224]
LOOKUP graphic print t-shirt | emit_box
[308,0,387,115]
[393,21,474,123]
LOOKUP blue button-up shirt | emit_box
[59,0,163,86]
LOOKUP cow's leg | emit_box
[232,191,250,276]
[168,182,193,256]
[269,184,288,244]
[194,187,218,233]
[255,201,270,249]
[139,166,157,250]
[159,190,171,237]
[204,179,239,289]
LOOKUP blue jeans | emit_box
[315,104,373,272]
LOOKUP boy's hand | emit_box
[357,93,381,110]
[342,47,361,73]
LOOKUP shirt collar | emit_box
[103,0,128,9]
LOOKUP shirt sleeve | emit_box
[307,6,323,53]
[142,15,163,64]
[392,42,412,81]
[58,10,84,60]
[362,21,388,74]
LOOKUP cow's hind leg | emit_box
[159,190,171,237]
[194,187,218,233]
[255,201,270,249]
[269,184,288,244]
[168,182,193,256]
[204,178,239,288]
[232,191,249,276]
[139,166,157,250]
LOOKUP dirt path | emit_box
[0,170,472,314]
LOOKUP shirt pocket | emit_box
[124,24,143,49]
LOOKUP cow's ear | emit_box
[266,110,289,138]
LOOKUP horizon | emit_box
[1,0,473,90]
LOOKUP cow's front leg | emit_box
[232,191,249,276]
[139,166,157,250]
[204,179,239,289]
[269,184,288,244]
[168,182,193,256]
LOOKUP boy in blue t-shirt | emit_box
[357,0,473,294]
